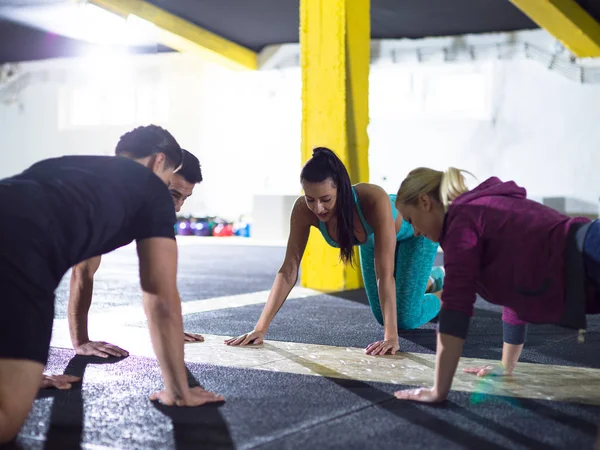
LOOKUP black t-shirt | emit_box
[0,155,175,294]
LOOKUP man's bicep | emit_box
[135,183,177,242]
[72,255,102,278]
[136,237,178,296]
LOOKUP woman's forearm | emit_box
[434,332,465,398]
[501,342,523,373]
[378,275,398,339]
[255,272,297,333]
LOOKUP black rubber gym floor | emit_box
[53,243,285,320]
[8,241,600,449]
[11,348,600,450]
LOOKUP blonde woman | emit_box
[392,167,600,403]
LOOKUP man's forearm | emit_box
[144,294,189,400]
[68,270,94,347]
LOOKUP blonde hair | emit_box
[396,167,472,210]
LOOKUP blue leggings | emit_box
[358,221,441,330]
[584,219,600,288]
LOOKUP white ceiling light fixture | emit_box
[0,1,159,47]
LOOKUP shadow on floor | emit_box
[39,355,122,450]
[152,367,234,450]
[32,356,234,450]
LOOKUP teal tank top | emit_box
[318,186,414,248]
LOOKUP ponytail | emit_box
[397,167,472,211]
[440,168,471,209]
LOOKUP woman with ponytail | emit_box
[393,168,600,403]
[225,147,444,355]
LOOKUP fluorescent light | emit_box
[0,2,158,47]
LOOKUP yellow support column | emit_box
[300,0,370,291]
[509,0,600,57]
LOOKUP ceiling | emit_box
[1,0,599,64]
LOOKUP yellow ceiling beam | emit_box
[89,0,258,70]
[509,0,600,57]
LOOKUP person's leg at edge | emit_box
[583,219,600,315]
[426,266,445,294]
[0,359,44,444]
[358,234,440,330]
[0,273,55,444]
[394,235,440,329]
[359,237,384,325]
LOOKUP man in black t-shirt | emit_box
[62,149,205,368]
[0,126,223,445]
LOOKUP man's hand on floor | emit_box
[184,332,205,343]
[75,341,129,358]
[40,374,81,390]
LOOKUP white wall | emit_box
[2,29,600,220]
[368,48,600,208]
[0,52,204,184]
[193,65,301,220]
[0,52,301,221]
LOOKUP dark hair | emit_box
[115,125,183,169]
[300,147,355,266]
[177,149,203,184]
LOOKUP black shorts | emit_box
[0,265,55,365]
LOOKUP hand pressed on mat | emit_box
[365,338,400,356]
[394,387,445,403]
[184,332,205,343]
[150,386,224,406]
[394,333,464,404]
[463,364,510,377]
[75,341,129,358]
[40,374,81,390]
[224,330,265,346]
[463,342,522,377]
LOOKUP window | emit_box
[59,82,168,129]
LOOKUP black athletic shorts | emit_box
[0,257,55,365]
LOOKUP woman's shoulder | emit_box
[291,196,319,228]
[353,183,389,205]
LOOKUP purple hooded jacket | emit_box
[438,177,592,339]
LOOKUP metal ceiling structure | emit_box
[0,0,599,64]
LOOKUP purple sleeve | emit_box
[437,216,482,339]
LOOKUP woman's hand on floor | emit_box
[224,330,265,346]
[394,387,446,403]
[365,338,400,355]
[463,364,511,377]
